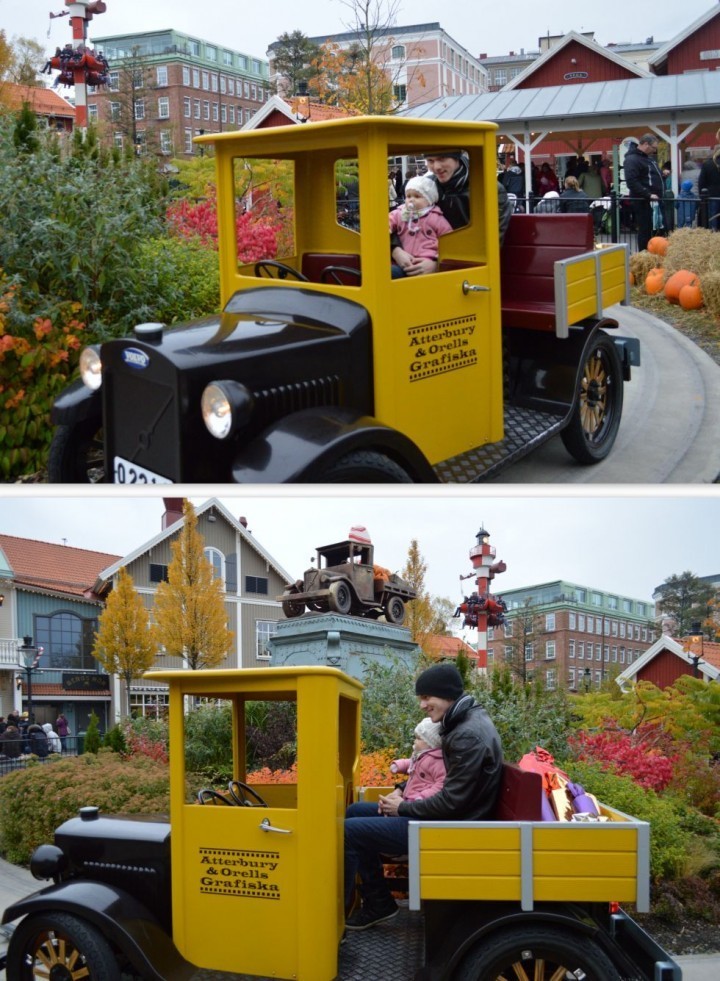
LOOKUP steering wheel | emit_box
[197,788,234,806]
[319,265,362,285]
[228,780,269,807]
[254,260,308,282]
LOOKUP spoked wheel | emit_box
[454,925,622,981]
[561,333,623,464]
[7,911,121,981]
[47,420,105,483]
[281,588,305,618]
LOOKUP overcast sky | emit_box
[1,1,714,63]
[0,489,717,605]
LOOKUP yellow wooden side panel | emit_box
[533,826,638,903]
[599,248,629,308]
[418,826,522,902]
[565,256,599,325]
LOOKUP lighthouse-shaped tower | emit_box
[45,2,109,131]
[454,527,508,662]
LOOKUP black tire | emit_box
[561,333,623,464]
[453,925,622,981]
[313,450,413,483]
[328,580,352,615]
[47,420,105,483]
[7,911,122,981]
[281,588,305,618]
[384,595,405,625]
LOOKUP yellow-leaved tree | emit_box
[93,566,156,715]
[152,500,234,669]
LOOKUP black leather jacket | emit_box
[624,146,664,200]
[398,694,503,821]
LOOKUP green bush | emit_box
[0,753,170,864]
[103,724,127,753]
[360,655,423,753]
[83,711,101,754]
[133,236,220,325]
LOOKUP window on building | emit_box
[545,613,555,631]
[620,621,626,638]
[596,619,603,635]
[568,667,576,688]
[251,84,257,100]
[189,40,200,57]
[619,646,626,663]
[193,69,200,88]
[244,81,250,97]
[149,563,169,583]
[575,588,586,602]
[546,668,557,690]
[487,647,494,662]
[203,100,210,119]
[184,128,193,153]
[132,69,144,90]
[156,66,168,87]
[35,612,100,671]
[194,99,201,118]
[211,74,219,93]
[634,625,641,640]
[256,621,276,659]
[220,76,227,94]
[108,71,120,91]
[392,45,405,59]
[183,66,191,85]
[245,576,269,595]
[577,641,585,659]
[584,615,591,632]
[622,598,632,613]
[594,670,602,687]
[229,105,235,124]
[109,101,121,121]
[603,644,610,662]
[545,641,556,660]
[612,646,618,662]
[158,97,170,119]
[524,643,534,661]
[134,99,145,121]
[238,55,248,70]
[212,103,219,121]
[494,70,507,86]
[503,645,513,661]
[204,547,224,582]
[221,104,227,123]
[611,620,618,636]
[206,45,217,61]
[487,626,495,641]
[130,691,169,719]
[592,592,602,606]
[202,71,210,90]
[607,595,618,609]
[113,131,123,149]
[228,79,235,95]
[245,108,254,122]
[393,84,407,103]
[568,612,576,629]
[637,603,646,616]
[88,104,98,123]
[595,644,602,661]
[183,96,191,117]
[252,59,261,73]
[568,639,575,658]
[503,620,513,637]
[223,50,233,66]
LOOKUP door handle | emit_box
[463,281,490,295]
[260,817,292,834]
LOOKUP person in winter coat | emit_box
[389,175,453,278]
[28,724,49,758]
[0,725,23,758]
[622,134,664,251]
[559,176,591,214]
[344,663,503,931]
[42,722,62,753]
[676,179,699,228]
[500,153,525,197]
[534,190,561,214]
[537,162,559,196]
[389,717,446,801]
[698,145,720,231]
[56,713,70,750]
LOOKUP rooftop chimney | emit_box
[162,498,184,530]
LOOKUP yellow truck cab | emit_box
[1,666,679,980]
[49,117,636,484]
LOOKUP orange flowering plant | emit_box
[0,272,85,479]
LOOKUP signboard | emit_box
[62,673,110,691]
[564,71,589,80]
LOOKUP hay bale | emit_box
[664,228,720,278]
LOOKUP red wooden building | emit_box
[616,634,720,688]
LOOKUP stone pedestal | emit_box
[267,613,420,680]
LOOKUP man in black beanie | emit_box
[345,662,503,930]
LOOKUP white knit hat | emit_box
[414,717,442,749]
[404,175,439,206]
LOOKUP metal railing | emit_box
[0,733,94,777]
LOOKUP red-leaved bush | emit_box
[123,730,169,766]
[165,190,283,262]
[571,730,677,793]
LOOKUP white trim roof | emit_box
[615,634,719,688]
[649,4,720,68]
[94,498,294,589]
[503,30,650,91]
[242,94,296,130]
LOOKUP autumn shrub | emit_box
[165,188,284,262]
[83,711,102,754]
[122,715,169,765]
[571,729,676,793]
[132,236,220,324]
[0,752,170,865]
[0,273,86,479]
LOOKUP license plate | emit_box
[113,456,173,484]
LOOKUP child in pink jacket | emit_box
[390,717,446,801]
[389,175,453,279]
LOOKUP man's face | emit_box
[424,155,460,184]
[640,141,658,156]
[418,694,454,722]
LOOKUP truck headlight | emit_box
[80,346,102,391]
[30,844,67,880]
[201,381,254,439]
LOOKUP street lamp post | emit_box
[583,667,592,692]
[18,635,42,722]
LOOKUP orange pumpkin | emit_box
[664,269,697,304]
[647,236,669,256]
[679,279,703,310]
[629,271,635,286]
[645,267,665,294]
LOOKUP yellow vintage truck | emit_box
[0,667,678,980]
[48,117,636,483]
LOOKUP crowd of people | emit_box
[0,712,67,760]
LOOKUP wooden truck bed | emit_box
[500,214,629,338]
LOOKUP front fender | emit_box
[230,407,439,483]
[51,378,102,426]
[3,881,195,981]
